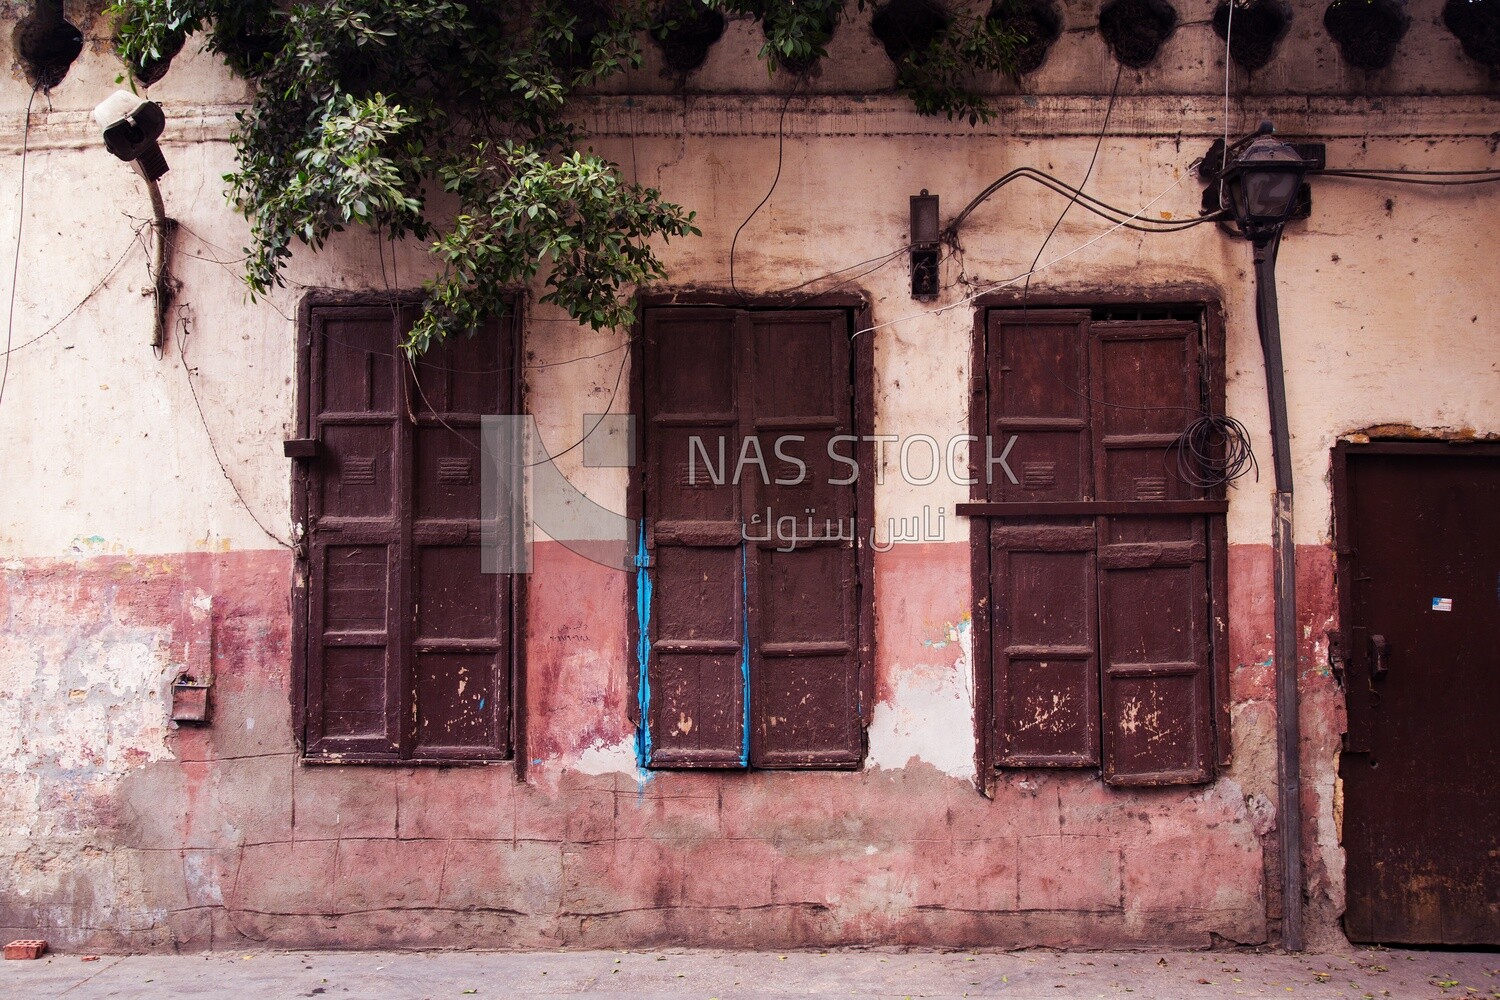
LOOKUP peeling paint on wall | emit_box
[867,603,976,778]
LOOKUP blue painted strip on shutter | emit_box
[740,540,751,767]
[634,525,653,769]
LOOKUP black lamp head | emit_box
[93,90,169,182]
[1209,123,1320,244]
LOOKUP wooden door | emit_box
[1337,443,1500,945]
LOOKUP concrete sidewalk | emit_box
[3,946,1496,999]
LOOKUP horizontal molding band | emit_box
[3,95,1499,155]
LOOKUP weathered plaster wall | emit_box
[0,2,1495,951]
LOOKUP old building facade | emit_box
[1,0,1497,952]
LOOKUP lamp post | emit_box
[1210,122,1317,952]
[93,91,174,349]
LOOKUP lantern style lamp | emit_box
[1217,124,1318,245]
[93,91,175,348]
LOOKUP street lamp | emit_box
[93,91,175,349]
[1217,127,1317,245]
[1203,121,1319,953]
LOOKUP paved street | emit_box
[3,946,1496,999]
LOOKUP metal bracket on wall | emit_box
[1326,629,1346,687]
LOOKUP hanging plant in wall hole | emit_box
[1442,0,1500,71]
[1212,0,1294,72]
[1324,0,1410,71]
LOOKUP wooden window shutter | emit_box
[983,310,1220,784]
[1090,319,1214,785]
[407,321,514,759]
[987,311,1101,766]
[744,311,861,767]
[305,309,404,757]
[301,305,514,762]
[640,308,862,769]
[642,309,748,767]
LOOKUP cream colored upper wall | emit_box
[0,10,1495,559]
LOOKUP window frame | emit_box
[967,292,1232,789]
[627,295,878,770]
[291,293,525,766]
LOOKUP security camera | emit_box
[93,91,168,181]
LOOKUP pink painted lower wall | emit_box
[0,540,1345,952]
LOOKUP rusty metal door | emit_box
[1337,442,1500,945]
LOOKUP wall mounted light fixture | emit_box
[910,190,940,300]
[93,91,175,349]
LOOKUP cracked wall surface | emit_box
[0,542,1340,950]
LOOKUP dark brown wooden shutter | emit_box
[306,308,403,757]
[408,321,513,759]
[642,309,748,766]
[984,310,1218,784]
[745,311,861,767]
[640,308,862,769]
[303,306,513,761]
[987,311,1101,766]
[1090,320,1213,784]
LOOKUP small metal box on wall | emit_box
[171,677,212,723]
[910,191,940,300]
[170,590,214,724]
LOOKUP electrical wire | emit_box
[856,64,1258,489]
[0,232,144,357]
[773,244,912,296]
[445,341,632,466]
[1011,65,1257,488]
[1318,169,1500,186]
[1,88,38,412]
[728,75,802,302]
[1320,166,1500,177]
[368,220,633,468]
[854,168,1198,340]
[178,316,292,549]
[1221,0,1235,212]
[1020,65,1123,304]
[315,325,629,376]
[1169,413,1258,488]
[525,343,629,468]
[945,166,1225,238]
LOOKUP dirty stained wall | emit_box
[1,1,1497,952]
